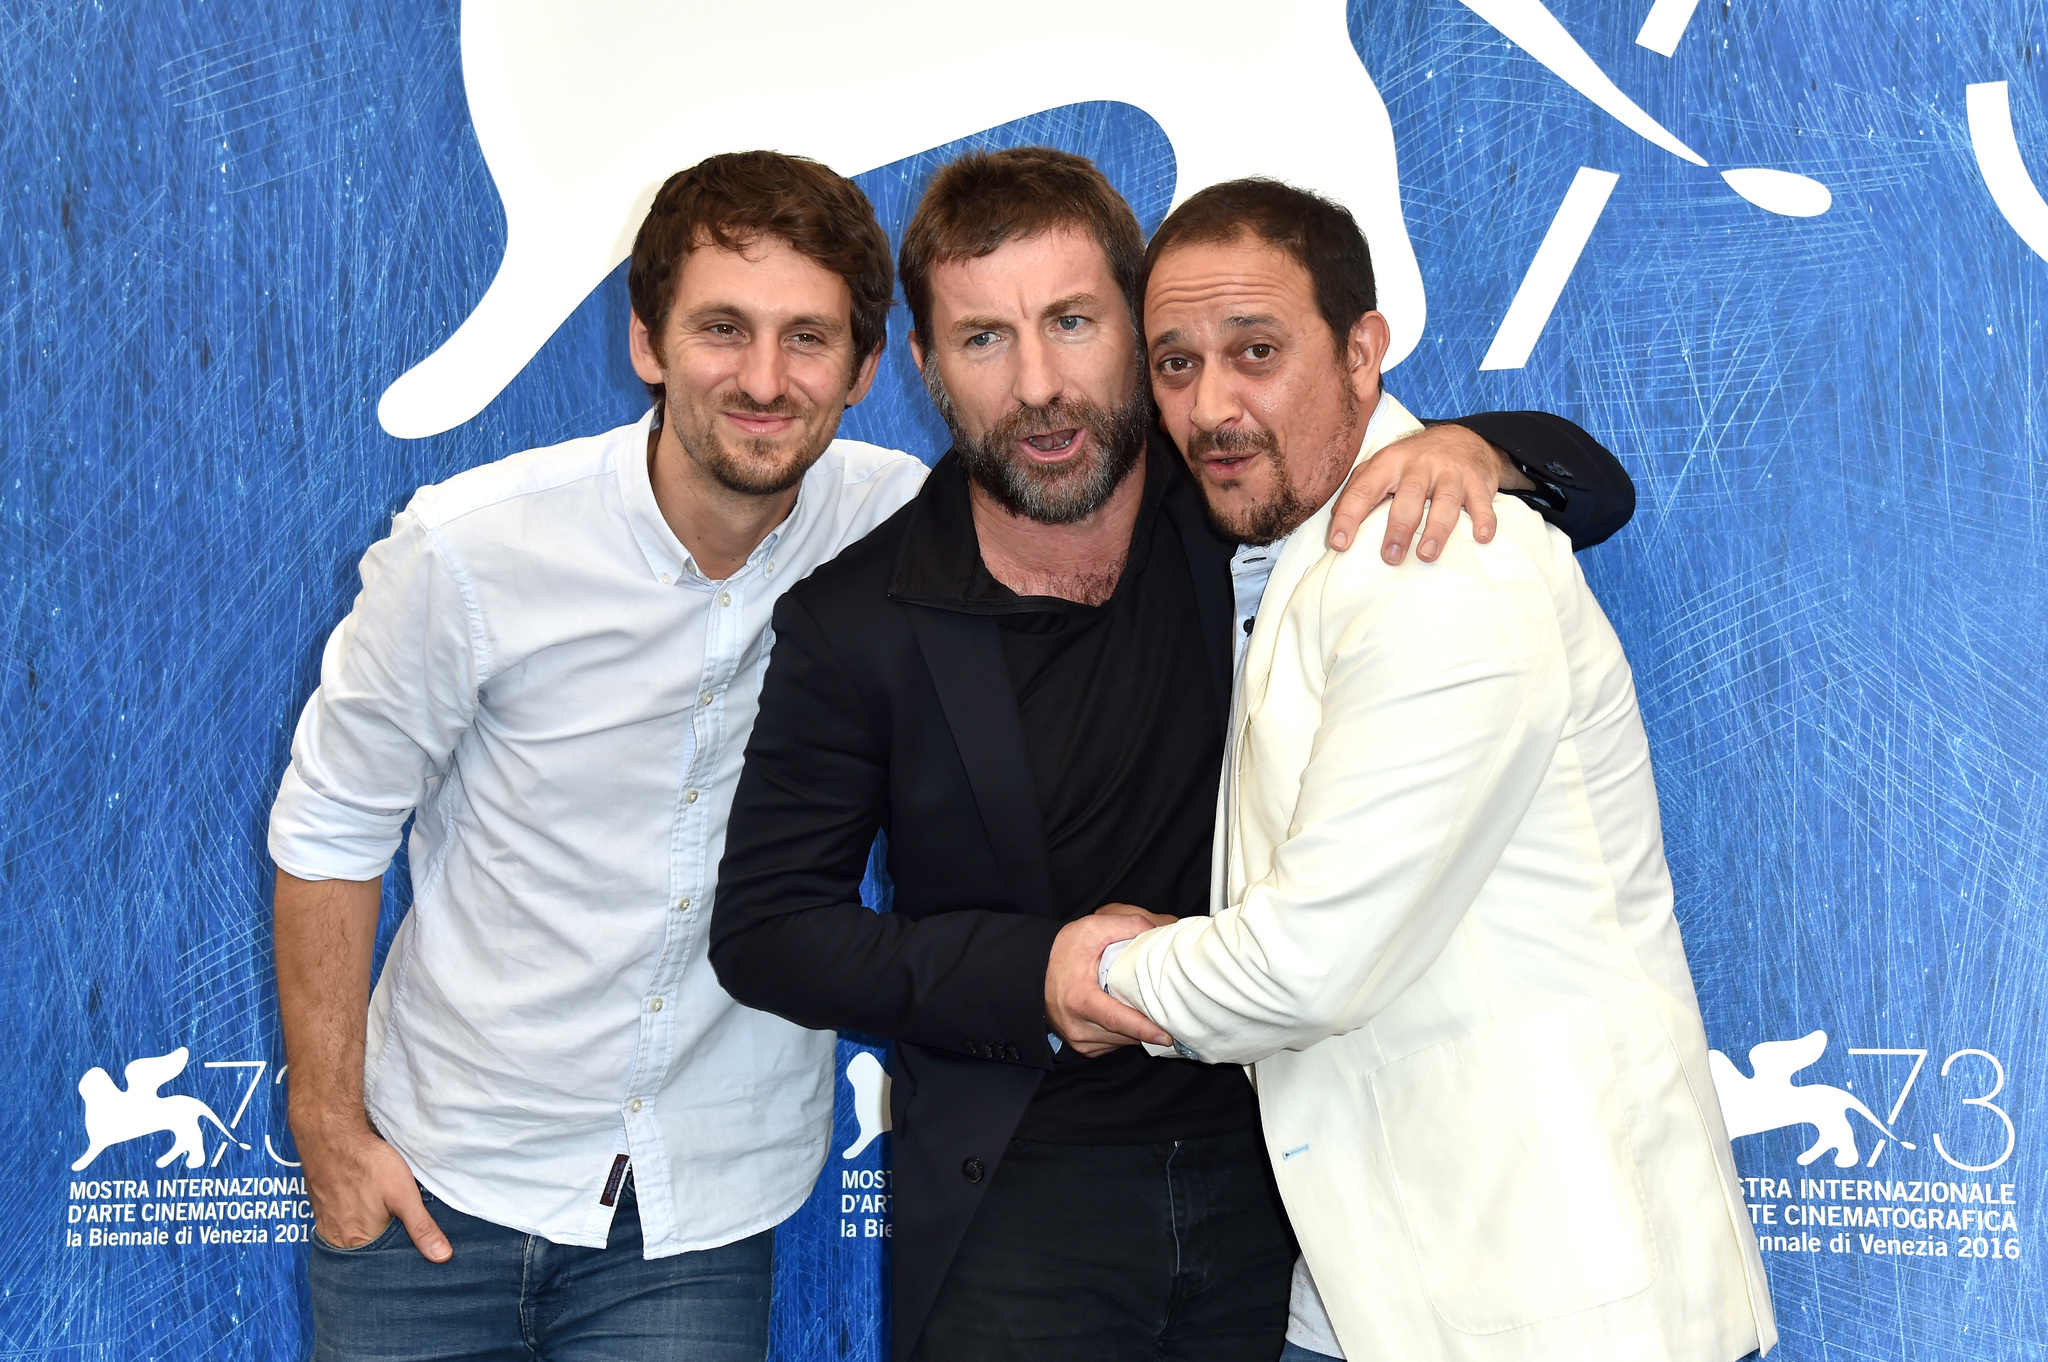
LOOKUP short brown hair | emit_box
[898,147,1144,343]
[627,151,894,394]
[1142,179,1377,349]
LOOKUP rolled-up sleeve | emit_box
[268,505,486,882]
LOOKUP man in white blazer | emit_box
[1066,180,1777,1361]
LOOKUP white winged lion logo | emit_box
[841,1050,892,1160]
[1708,1030,1896,1169]
[72,1047,237,1171]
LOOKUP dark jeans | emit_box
[913,1128,1296,1362]
[307,1177,771,1362]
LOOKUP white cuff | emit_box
[1098,938,1132,990]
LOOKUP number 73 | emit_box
[1846,1048,2014,1172]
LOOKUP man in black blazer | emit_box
[710,149,1635,1362]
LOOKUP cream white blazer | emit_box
[1109,396,1775,1361]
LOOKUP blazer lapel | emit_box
[906,606,1061,921]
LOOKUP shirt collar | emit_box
[616,406,798,584]
[886,427,1177,616]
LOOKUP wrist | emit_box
[1492,443,1537,492]
[287,1095,375,1148]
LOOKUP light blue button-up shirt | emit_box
[269,411,926,1256]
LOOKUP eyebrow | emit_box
[950,314,1008,338]
[684,305,845,334]
[1149,314,1284,352]
[1039,292,1100,320]
[951,291,1108,339]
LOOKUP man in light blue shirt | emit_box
[271,151,923,1361]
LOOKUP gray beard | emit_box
[924,365,1150,526]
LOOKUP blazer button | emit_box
[961,1158,985,1183]
[1003,1045,1018,1060]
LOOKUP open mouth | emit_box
[1021,428,1084,461]
[1202,452,1258,478]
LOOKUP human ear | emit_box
[629,312,665,386]
[845,347,883,408]
[1345,311,1391,404]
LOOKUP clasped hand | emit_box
[1044,904,1176,1058]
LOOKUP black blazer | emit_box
[711,415,1632,1361]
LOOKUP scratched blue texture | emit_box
[1,0,2042,1357]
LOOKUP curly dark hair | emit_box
[627,151,894,400]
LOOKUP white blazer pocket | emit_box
[1370,1000,1658,1333]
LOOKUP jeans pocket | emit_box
[311,1216,406,1254]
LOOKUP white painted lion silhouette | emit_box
[1708,1030,1893,1169]
[377,0,1425,439]
[72,1046,236,1171]
[841,1050,892,1160]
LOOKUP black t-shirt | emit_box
[994,452,1258,1144]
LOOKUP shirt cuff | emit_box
[1104,937,1201,1062]
[1098,938,1132,990]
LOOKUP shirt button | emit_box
[628,1098,643,1114]
[675,897,691,911]
[649,998,664,1013]
[961,1158,984,1183]
[700,692,713,706]
[719,591,732,607]
[685,790,699,804]
[659,572,672,585]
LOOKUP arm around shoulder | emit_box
[1447,410,1635,551]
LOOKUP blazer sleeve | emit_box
[1435,410,1635,551]
[1106,511,1570,1065]
[710,592,1063,1068]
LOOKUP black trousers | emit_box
[912,1127,1296,1362]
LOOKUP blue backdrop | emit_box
[4,1,2044,1357]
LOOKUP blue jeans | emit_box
[308,1176,771,1361]
[1278,1346,1341,1362]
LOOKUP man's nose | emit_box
[1187,363,1242,436]
[1013,332,1062,411]
[734,337,790,405]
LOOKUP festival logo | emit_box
[72,1048,241,1172]
[841,1050,891,1160]
[1710,1030,2022,1263]
[1709,1031,1900,1169]
[379,0,1859,439]
[376,0,1422,439]
[62,1051,312,1252]
[837,1048,892,1243]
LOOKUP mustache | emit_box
[985,398,1107,449]
[1187,426,1277,459]
[721,391,810,419]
